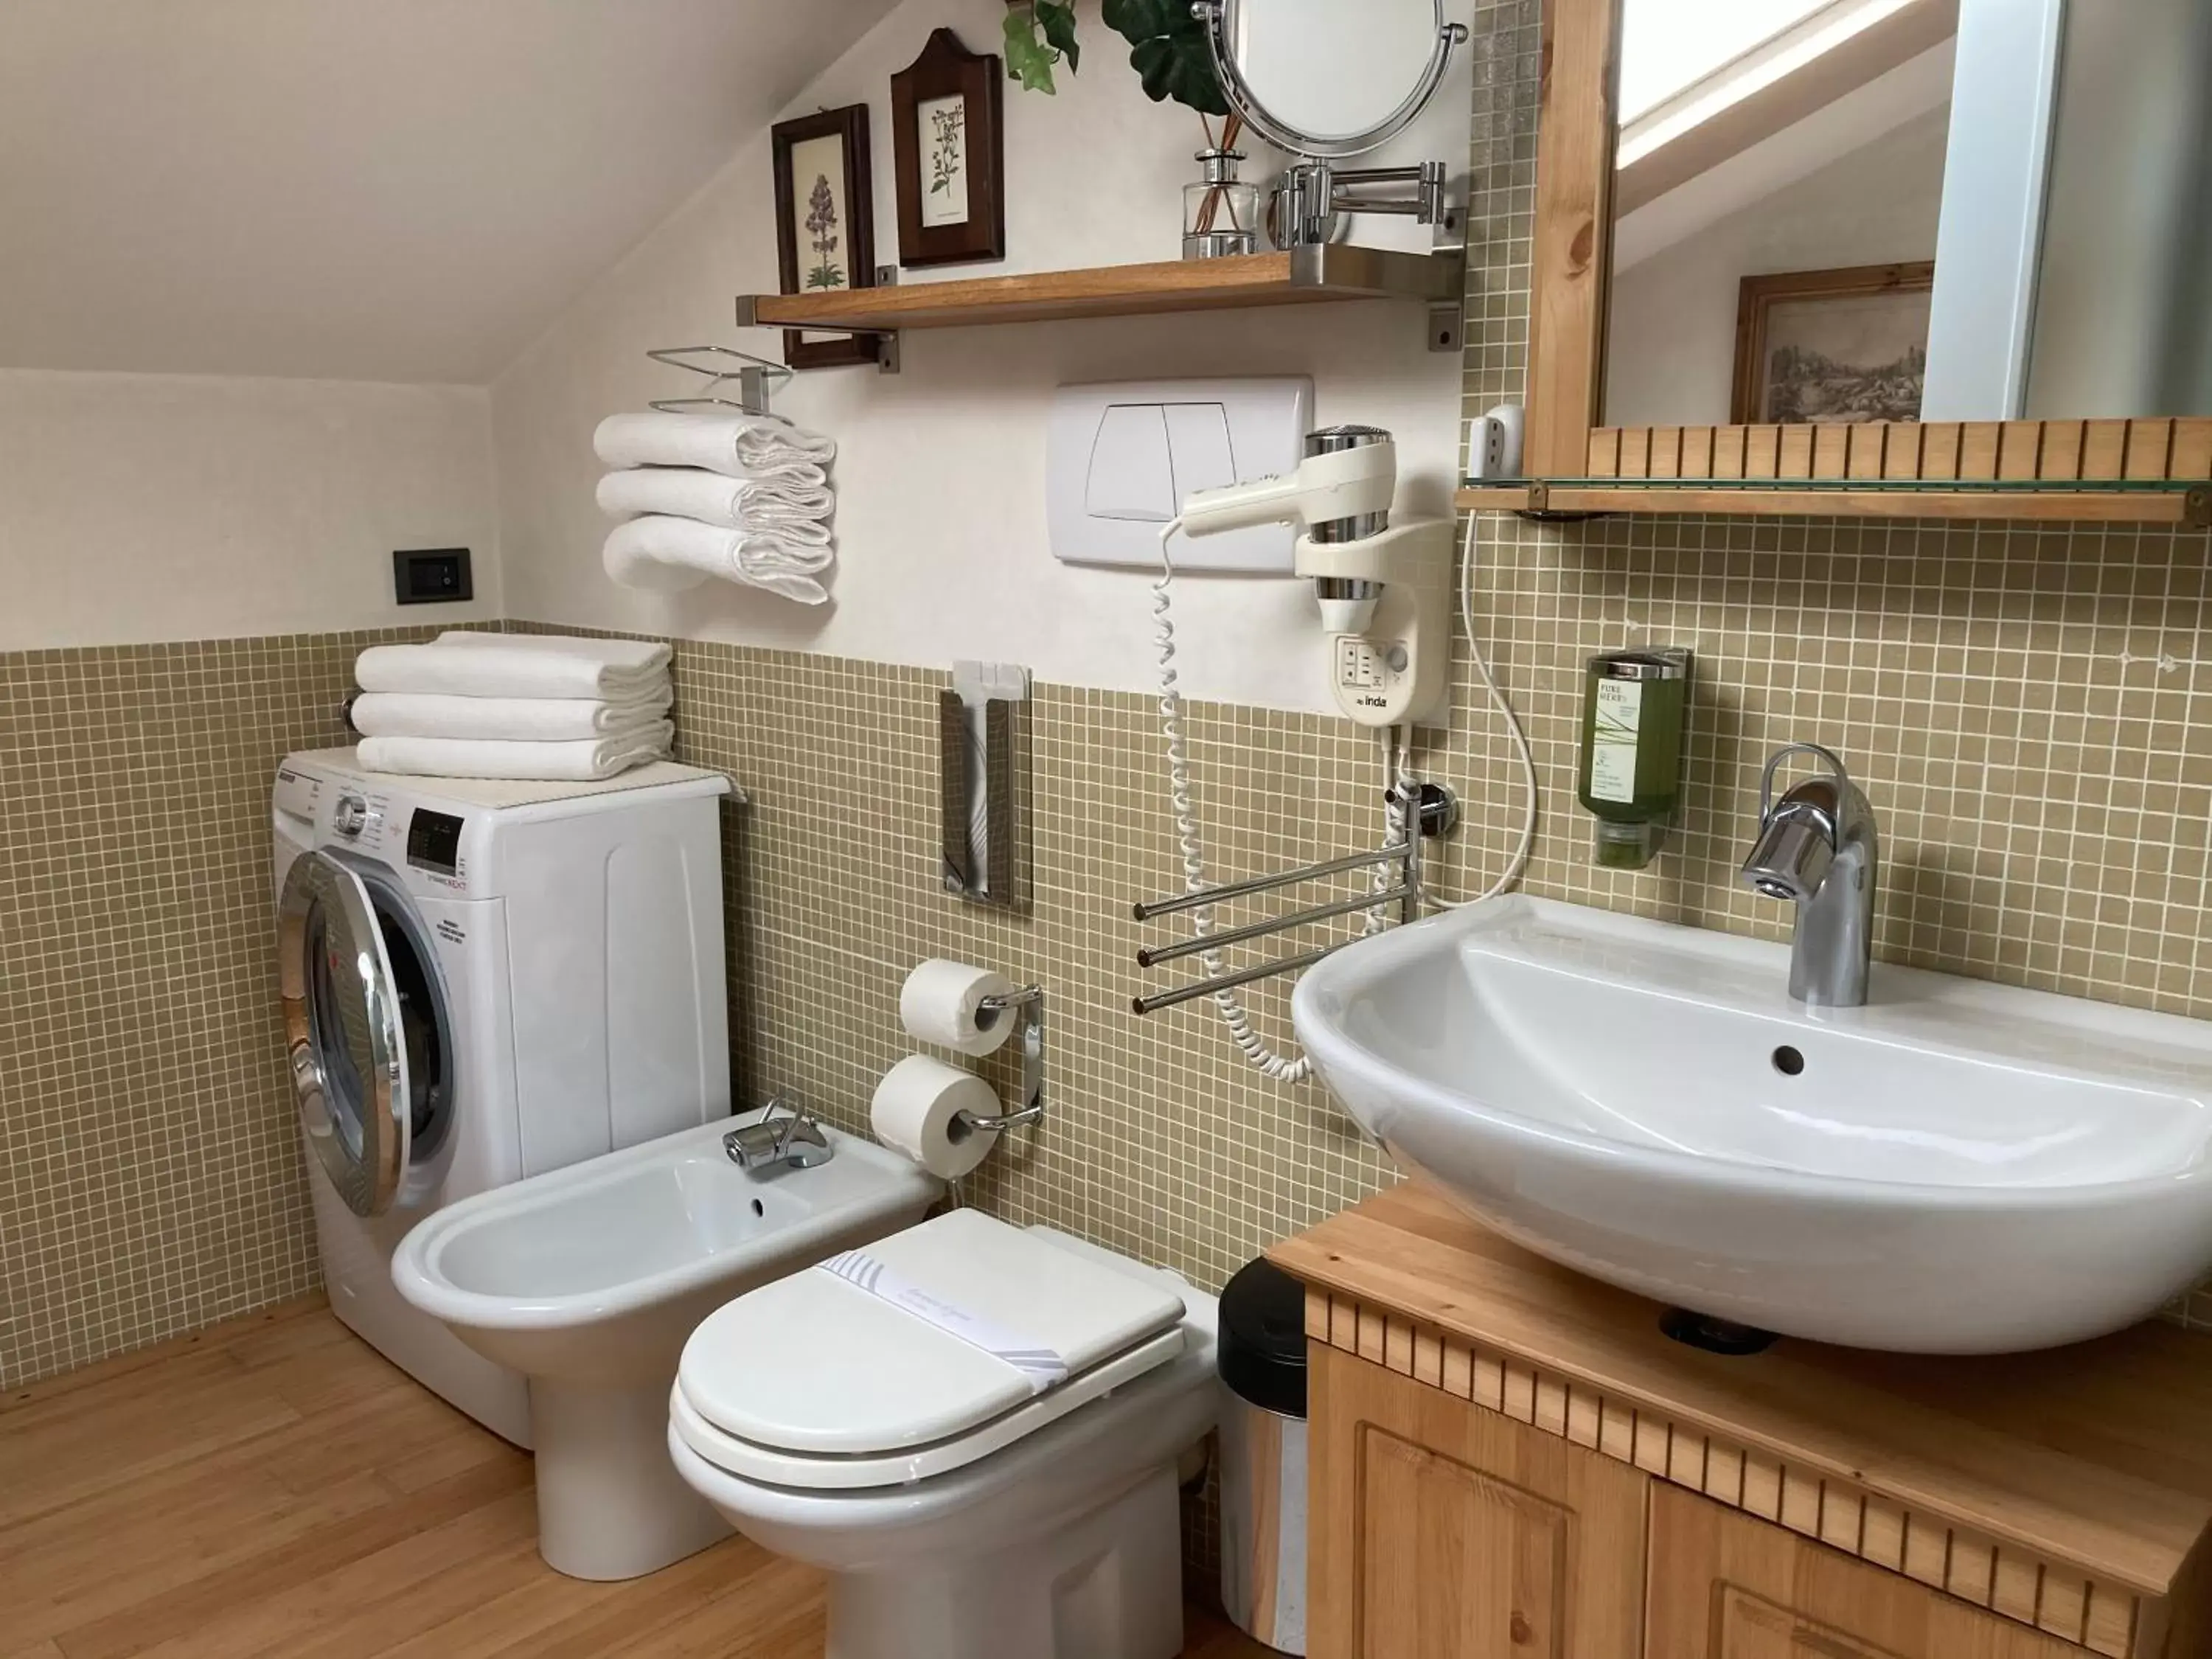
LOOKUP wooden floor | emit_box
[0,1301,1272,1658]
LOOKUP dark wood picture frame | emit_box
[890,29,1006,269]
[771,103,879,369]
[1730,262,1936,425]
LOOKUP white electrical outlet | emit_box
[1467,403,1526,479]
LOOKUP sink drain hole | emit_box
[1661,1309,1778,1356]
[1772,1044,1805,1077]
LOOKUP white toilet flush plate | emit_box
[1046,378,1314,572]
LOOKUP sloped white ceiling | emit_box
[0,0,897,383]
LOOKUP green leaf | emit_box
[1036,1,1081,72]
[1100,0,1228,116]
[1002,10,1060,94]
[1128,35,1178,103]
[1099,0,1170,34]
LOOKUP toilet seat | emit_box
[672,1212,1193,1492]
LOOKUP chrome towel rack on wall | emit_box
[1130,784,1458,1015]
[645,344,794,417]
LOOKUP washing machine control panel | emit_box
[332,794,374,839]
[405,810,465,877]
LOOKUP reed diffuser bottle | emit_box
[1183,147,1259,259]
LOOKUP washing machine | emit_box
[271,748,734,1444]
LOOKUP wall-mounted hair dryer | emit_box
[1179,425,1451,728]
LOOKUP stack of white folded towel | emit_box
[352,632,675,782]
[594,411,838,604]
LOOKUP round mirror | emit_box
[1204,0,1467,159]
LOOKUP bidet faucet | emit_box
[1739,742,1879,1007]
[723,1094,832,1172]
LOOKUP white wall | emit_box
[492,0,1471,714]
[1606,108,1949,429]
[0,370,499,652]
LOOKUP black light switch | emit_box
[394,548,473,605]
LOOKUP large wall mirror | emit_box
[1510,0,2212,524]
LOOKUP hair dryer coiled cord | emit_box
[1151,520,1403,1083]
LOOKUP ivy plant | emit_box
[1003,0,1228,116]
[1003,1,1080,92]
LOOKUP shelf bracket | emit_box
[734,292,902,375]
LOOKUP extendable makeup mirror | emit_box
[1200,0,1467,158]
[1197,0,1467,248]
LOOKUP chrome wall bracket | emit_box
[734,266,903,375]
[1130,783,1458,1015]
[953,987,1046,1133]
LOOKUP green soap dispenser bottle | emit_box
[1577,650,1691,869]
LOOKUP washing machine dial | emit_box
[332,795,370,839]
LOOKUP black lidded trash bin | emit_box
[1217,1256,1308,1653]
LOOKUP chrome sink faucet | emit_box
[723,1094,833,1172]
[1739,742,1879,1007]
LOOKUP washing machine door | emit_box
[278,851,411,1217]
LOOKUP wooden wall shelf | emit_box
[1455,483,2212,526]
[737,246,1462,338]
[1456,417,2212,524]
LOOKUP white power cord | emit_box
[1151,521,1402,1083]
[1424,512,1538,908]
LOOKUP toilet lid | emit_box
[676,1211,1188,1458]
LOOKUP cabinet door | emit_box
[1308,1344,1649,1659]
[1646,1485,2090,1658]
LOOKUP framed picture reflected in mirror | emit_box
[1730,262,1936,427]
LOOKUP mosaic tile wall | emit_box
[0,631,417,1390]
[666,0,2212,1330]
[12,0,2210,1396]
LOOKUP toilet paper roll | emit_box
[870,1055,1000,1181]
[899,959,1019,1057]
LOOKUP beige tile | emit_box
[12,0,2212,1392]
[0,627,437,1388]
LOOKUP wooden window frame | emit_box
[1506,0,2211,527]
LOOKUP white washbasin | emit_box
[1291,895,2212,1353]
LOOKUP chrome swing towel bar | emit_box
[1130,785,1457,1017]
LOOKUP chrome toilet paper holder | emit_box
[955,986,1046,1133]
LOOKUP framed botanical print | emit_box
[771,104,879,369]
[890,29,1006,268]
[1731,262,1935,425]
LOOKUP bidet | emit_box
[392,1111,939,1579]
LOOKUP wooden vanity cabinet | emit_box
[1309,1343,2090,1659]
[1277,1189,2212,1659]
[1308,1344,1646,1658]
[1646,1486,2090,1659]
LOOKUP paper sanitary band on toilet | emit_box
[815,1250,1069,1395]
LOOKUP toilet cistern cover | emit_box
[676,1210,1186,1457]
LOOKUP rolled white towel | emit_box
[357,723,675,782]
[602,515,829,605]
[358,638,669,700]
[594,411,836,479]
[350,689,673,742]
[596,467,833,528]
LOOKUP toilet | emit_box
[667,1209,1220,1659]
[391,1113,941,1581]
